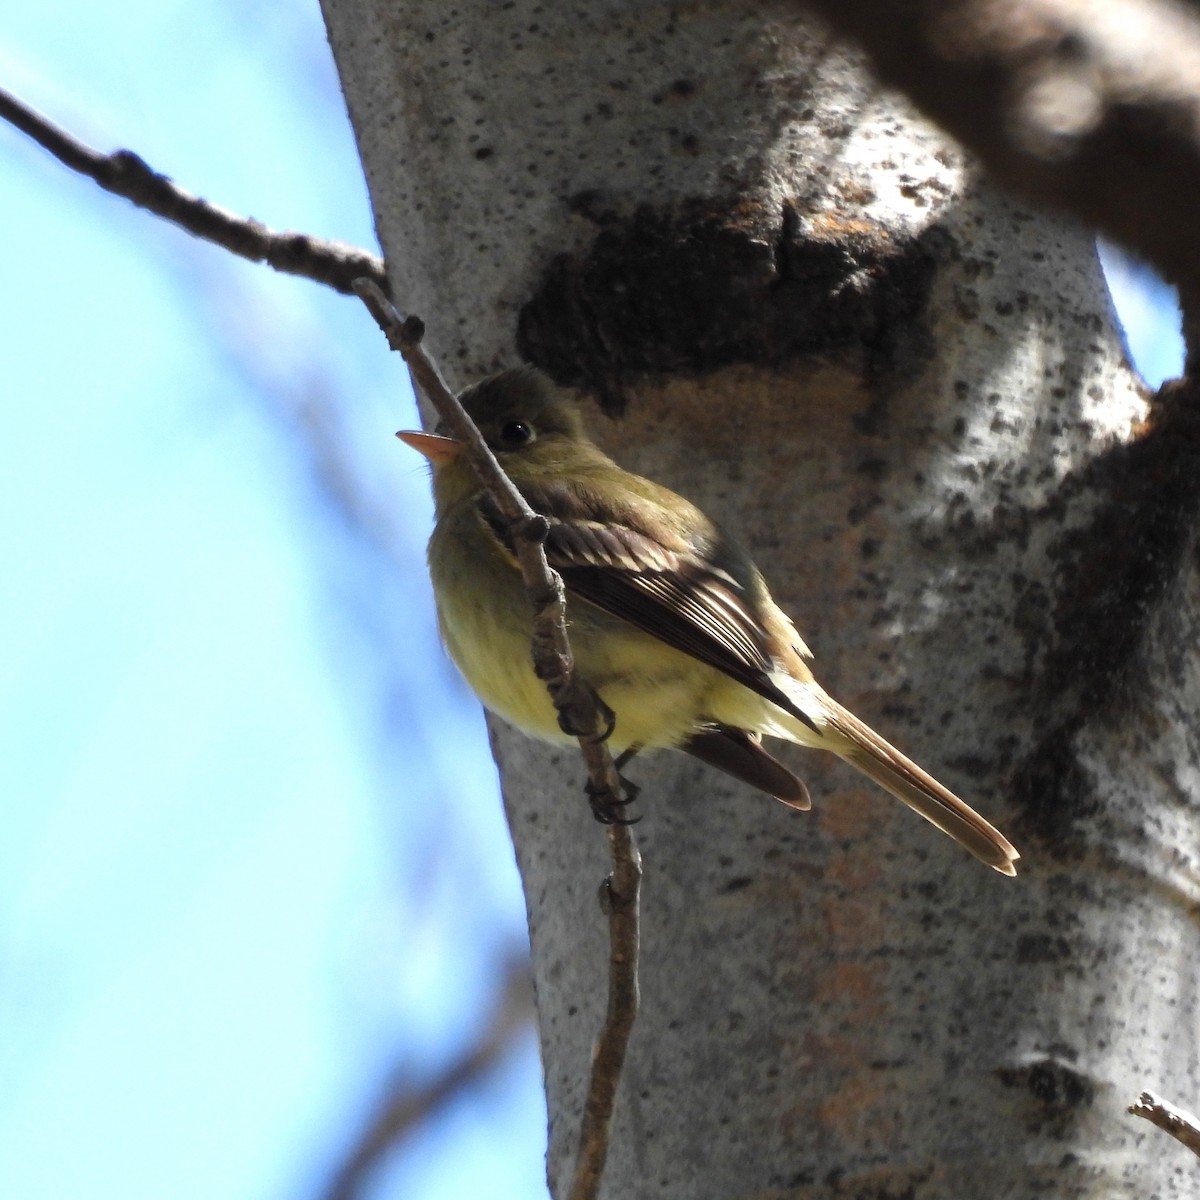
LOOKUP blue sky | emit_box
[0,4,1185,1200]
[0,3,545,1199]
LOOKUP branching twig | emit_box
[0,85,387,296]
[2,71,645,1193]
[1129,1090,1200,1160]
[353,278,643,1200]
[3,71,645,1193]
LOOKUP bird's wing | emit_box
[478,484,817,731]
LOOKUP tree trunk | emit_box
[320,0,1200,1195]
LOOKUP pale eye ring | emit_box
[499,420,534,446]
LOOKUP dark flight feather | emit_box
[680,725,811,810]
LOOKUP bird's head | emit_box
[397,366,598,511]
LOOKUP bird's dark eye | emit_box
[499,420,534,447]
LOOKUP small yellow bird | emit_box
[398,366,1019,875]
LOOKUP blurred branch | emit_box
[793,0,1200,309]
[1129,1089,1200,1159]
[353,279,643,1200]
[0,84,387,296]
[323,960,535,1200]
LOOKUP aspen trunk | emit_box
[321,1,1200,1194]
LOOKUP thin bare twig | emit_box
[353,280,624,805]
[1129,1090,1200,1159]
[353,278,642,1200]
[569,826,642,1200]
[0,85,387,296]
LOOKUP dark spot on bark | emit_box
[847,494,883,525]
[720,876,754,893]
[1015,932,1072,963]
[997,1059,1094,1138]
[518,195,949,413]
[1011,577,1051,678]
[816,1167,929,1199]
[1040,384,1200,709]
[999,383,1200,855]
[1010,717,1093,850]
[565,189,612,221]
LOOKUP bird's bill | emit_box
[396,430,463,465]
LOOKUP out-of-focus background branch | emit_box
[795,0,1200,306]
[322,960,534,1200]
[0,2,1188,1199]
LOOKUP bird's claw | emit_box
[585,773,641,825]
[556,683,616,743]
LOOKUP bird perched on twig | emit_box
[398,366,1019,876]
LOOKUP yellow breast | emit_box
[428,502,722,752]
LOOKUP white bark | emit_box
[321,0,1200,1194]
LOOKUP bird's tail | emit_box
[814,695,1020,876]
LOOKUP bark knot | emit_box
[518,194,950,413]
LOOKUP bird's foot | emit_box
[555,680,616,743]
[585,773,641,825]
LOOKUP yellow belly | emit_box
[429,505,733,751]
[437,575,714,751]
[427,500,824,754]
